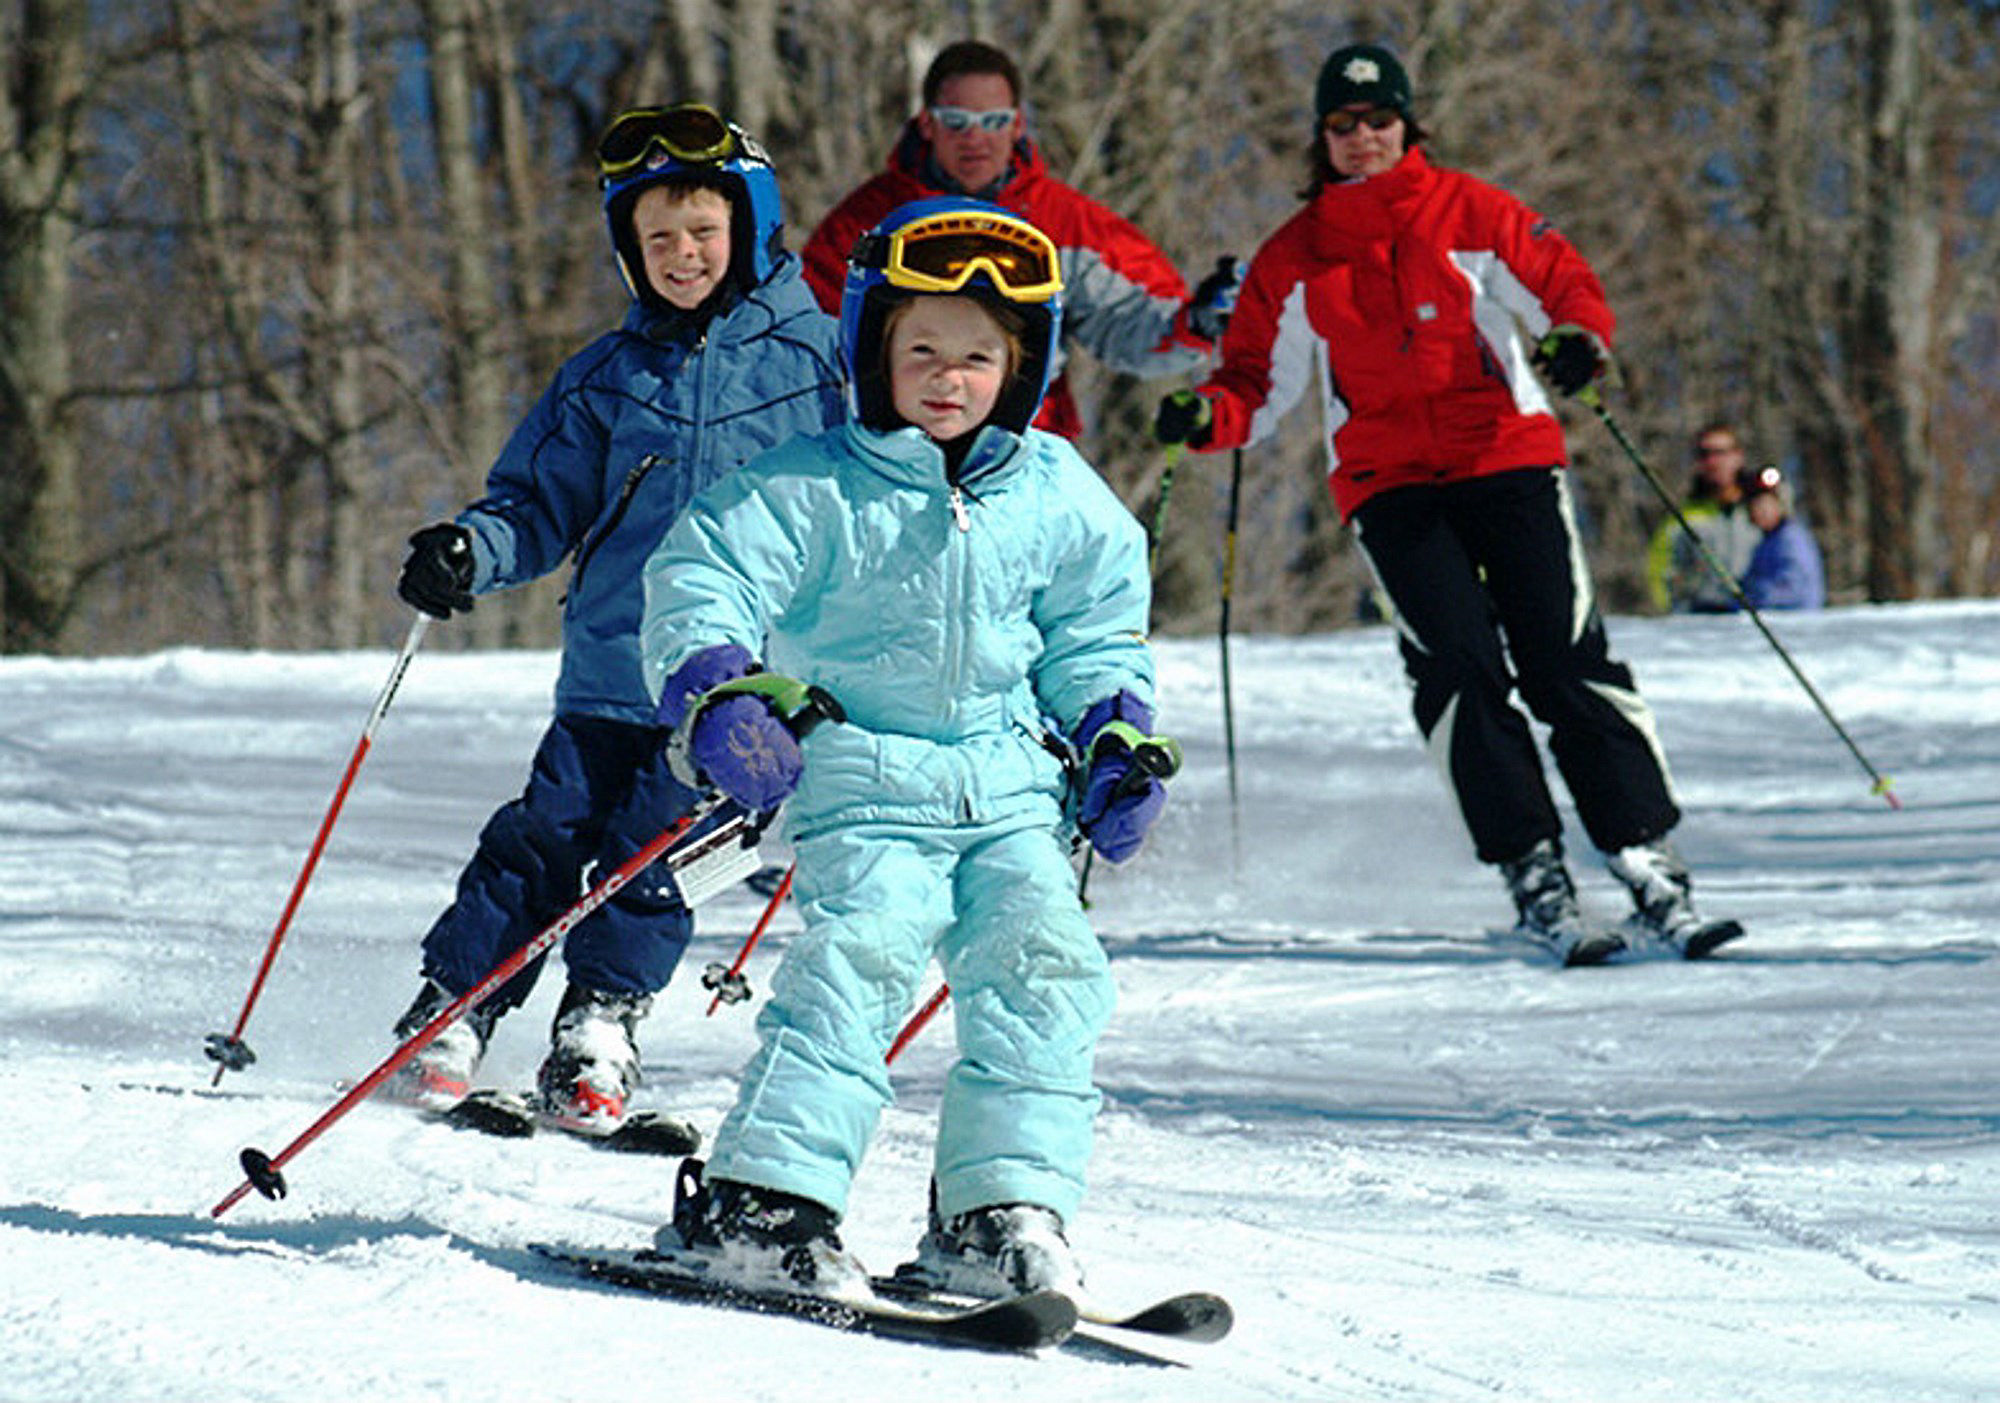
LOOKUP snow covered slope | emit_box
[2,603,1995,1400]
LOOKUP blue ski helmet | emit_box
[597,104,785,308]
[839,197,1064,434]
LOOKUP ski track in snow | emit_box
[3,603,1999,1401]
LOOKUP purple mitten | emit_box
[658,643,758,729]
[1077,755,1166,863]
[688,694,803,811]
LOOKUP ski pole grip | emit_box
[699,674,845,737]
[1089,720,1183,799]
[789,683,845,737]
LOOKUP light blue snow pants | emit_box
[704,814,1115,1224]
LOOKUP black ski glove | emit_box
[398,523,476,619]
[1186,256,1242,342]
[1531,324,1612,398]
[1153,390,1214,447]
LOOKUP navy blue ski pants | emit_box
[419,714,699,1012]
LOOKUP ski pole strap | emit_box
[697,673,847,736]
[1088,720,1183,796]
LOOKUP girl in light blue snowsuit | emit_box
[639,198,1173,1297]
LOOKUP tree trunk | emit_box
[299,0,370,644]
[1852,0,1940,599]
[0,0,86,653]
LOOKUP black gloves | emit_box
[1532,324,1612,397]
[1153,389,1214,447]
[397,523,475,618]
[1186,256,1242,342]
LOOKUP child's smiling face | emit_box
[634,184,733,309]
[885,296,1016,442]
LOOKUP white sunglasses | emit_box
[929,105,1018,134]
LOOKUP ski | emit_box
[874,1275,1232,1343]
[1613,914,1748,961]
[1503,924,1628,967]
[1561,928,1629,967]
[1680,918,1747,960]
[530,1243,1077,1353]
[440,1088,701,1157]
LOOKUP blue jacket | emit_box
[1740,516,1826,611]
[455,257,844,723]
[640,420,1155,836]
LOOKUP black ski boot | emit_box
[653,1158,869,1299]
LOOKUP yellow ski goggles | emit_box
[854,209,1062,303]
[596,103,738,180]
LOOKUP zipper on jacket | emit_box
[947,484,970,532]
[569,452,663,591]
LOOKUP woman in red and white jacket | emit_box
[1156,43,1739,964]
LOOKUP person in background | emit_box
[801,38,1238,440]
[1647,421,1763,613]
[1154,41,1734,964]
[639,198,1171,1299]
[385,105,843,1131]
[1737,463,1826,611]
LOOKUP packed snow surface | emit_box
[3,602,1996,1400]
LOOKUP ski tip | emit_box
[984,1289,1079,1350]
[1562,932,1629,968]
[603,1112,703,1157]
[442,1089,536,1137]
[1115,1291,1234,1343]
[1683,919,1748,960]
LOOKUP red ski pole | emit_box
[211,795,724,1218]
[212,682,843,1218]
[205,612,431,1084]
[701,864,794,1014]
[887,983,951,1065]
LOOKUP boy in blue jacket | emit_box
[639,198,1174,1300]
[387,106,843,1131]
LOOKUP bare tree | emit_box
[14,0,2000,655]
[0,0,86,652]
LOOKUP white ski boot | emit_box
[895,1197,1088,1300]
[1500,838,1625,966]
[535,984,648,1134]
[1607,838,1744,958]
[385,979,497,1111]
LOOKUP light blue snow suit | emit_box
[641,419,1154,1222]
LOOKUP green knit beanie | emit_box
[1314,44,1413,119]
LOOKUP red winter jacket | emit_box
[1194,146,1614,520]
[802,122,1212,439]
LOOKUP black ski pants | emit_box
[1352,467,1680,866]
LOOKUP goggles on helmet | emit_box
[849,209,1061,303]
[597,104,738,181]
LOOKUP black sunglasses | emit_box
[1323,106,1402,136]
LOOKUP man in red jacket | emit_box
[802,39,1238,440]
[1155,42,1739,965]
